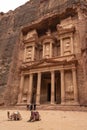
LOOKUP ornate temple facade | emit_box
[0,0,87,106]
[18,17,80,105]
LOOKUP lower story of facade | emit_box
[17,59,79,106]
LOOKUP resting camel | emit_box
[7,111,22,121]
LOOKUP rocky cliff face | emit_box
[0,0,87,105]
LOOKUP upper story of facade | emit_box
[20,16,78,67]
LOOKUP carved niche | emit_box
[45,43,50,58]
[63,37,71,56]
[25,46,32,61]
[64,70,74,101]
[40,29,57,58]
[23,30,38,62]
[22,75,29,103]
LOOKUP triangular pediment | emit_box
[30,58,65,69]
[35,60,53,67]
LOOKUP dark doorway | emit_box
[55,84,56,102]
[47,83,51,102]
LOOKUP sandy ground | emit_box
[0,110,87,130]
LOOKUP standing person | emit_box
[29,104,33,111]
[34,103,36,110]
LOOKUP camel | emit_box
[7,111,22,121]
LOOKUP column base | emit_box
[73,101,79,106]
[36,103,40,106]
[51,102,56,105]
[61,102,65,105]
[16,102,27,106]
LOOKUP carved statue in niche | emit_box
[63,38,71,55]
[46,29,51,36]
[22,75,29,103]
[25,46,32,61]
[45,43,50,58]
[65,71,74,100]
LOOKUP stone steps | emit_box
[0,105,87,112]
[36,105,87,111]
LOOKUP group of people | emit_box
[7,104,41,122]
[27,104,36,111]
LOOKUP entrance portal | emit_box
[40,71,61,104]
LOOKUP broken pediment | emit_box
[23,30,38,43]
[57,17,75,36]
[57,25,75,36]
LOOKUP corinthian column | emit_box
[32,45,35,61]
[50,42,52,58]
[71,36,74,54]
[72,68,78,103]
[60,39,63,56]
[24,47,26,62]
[18,75,24,104]
[43,44,45,58]
[27,73,33,104]
[51,71,55,104]
[36,72,41,105]
[61,70,65,104]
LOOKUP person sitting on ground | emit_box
[34,111,40,121]
[27,110,35,122]
[27,110,40,122]
[7,111,22,121]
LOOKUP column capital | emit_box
[38,72,41,75]
[20,72,25,76]
[72,67,76,71]
[60,69,64,73]
[51,70,55,73]
[29,73,33,76]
